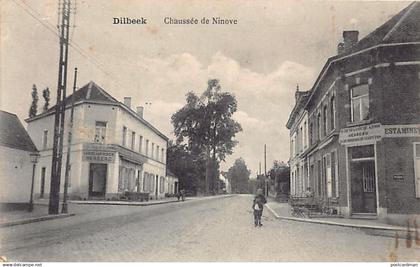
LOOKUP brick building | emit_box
[287,2,420,223]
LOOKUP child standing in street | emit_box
[252,188,267,227]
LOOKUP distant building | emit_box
[0,111,38,204]
[287,3,420,223]
[166,170,179,195]
[26,81,169,200]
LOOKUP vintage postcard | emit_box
[0,0,419,264]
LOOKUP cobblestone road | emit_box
[0,195,418,261]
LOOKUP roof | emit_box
[0,110,38,152]
[166,170,178,178]
[44,81,119,113]
[345,2,420,54]
[286,90,311,129]
[26,81,169,141]
[301,2,420,113]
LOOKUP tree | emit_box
[42,87,51,112]
[171,79,242,194]
[166,141,206,194]
[268,160,290,198]
[226,158,251,194]
[29,84,38,118]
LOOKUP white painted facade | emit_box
[26,86,168,200]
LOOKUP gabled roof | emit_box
[45,81,118,113]
[26,81,169,141]
[0,110,37,152]
[346,2,420,55]
[301,2,420,113]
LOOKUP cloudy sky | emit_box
[0,0,409,176]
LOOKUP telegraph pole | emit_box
[264,144,268,197]
[62,67,77,214]
[49,0,71,214]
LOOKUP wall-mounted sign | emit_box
[83,150,115,163]
[339,123,383,145]
[393,174,404,180]
[384,125,420,138]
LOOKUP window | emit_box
[331,151,338,197]
[151,143,155,158]
[122,126,127,146]
[351,84,369,122]
[146,140,149,156]
[160,176,165,193]
[94,122,107,144]
[139,135,143,153]
[161,148,164,162]
[303,122,307,149]
[299,127,303,152]
[143,172,148,192]
[330,96,336,130]
[40,167,46,197]
[362,162,375,193]
[317,112,321,140]
[156,145,160,160]
[323,105,328,136]
[131,131,136,150]
[309,122,313,146]
[42,130,48,149]
[414,144,420,197]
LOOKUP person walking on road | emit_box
[252,188,267,227]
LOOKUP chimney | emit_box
[338,30,359,54]
[295,84,300,102]
[136,106,144,118]
[123,97,131,109]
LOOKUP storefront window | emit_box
[351,84,369,122]
[414,143,420,198]
[351,145,374,159]
[94,121,107,144]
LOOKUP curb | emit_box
[69,194,233,207]
[69,199,180,206]
[0,213,75,228]
[265,203,412,234]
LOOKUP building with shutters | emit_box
[26,81,169,200]
[287,2,420,223]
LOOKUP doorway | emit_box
[89,163,107,197]
[349,145,377,214]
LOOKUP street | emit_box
[0,195,418,262]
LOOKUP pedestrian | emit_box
[252,188,267,227]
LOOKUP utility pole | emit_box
[49,0,71,214]
[259,162,261,176]
[62,67,77,214]
[264,144,268,197]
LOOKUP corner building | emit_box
[26,81,169,200]
[287,2,420,223]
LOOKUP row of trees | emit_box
[29,84,50,118]
[168,79,242,194]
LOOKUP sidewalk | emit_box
[265,200,419,239]
[0,204,75,228]
[0,194,232,228]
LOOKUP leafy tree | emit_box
[166,141,206,194]
[29,84,38,118]
[226,158,251,194]
[268,160,290,197]
[42,87,50,112]
[171,79,242,194]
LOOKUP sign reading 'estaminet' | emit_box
[339,123,420,145]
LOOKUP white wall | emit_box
[0,146,34,203]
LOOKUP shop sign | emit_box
[384,125,420,138]
[393,174,404,181]
[339,123,383,145]
[83,150,115,163]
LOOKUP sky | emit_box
[0,0,410,176]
